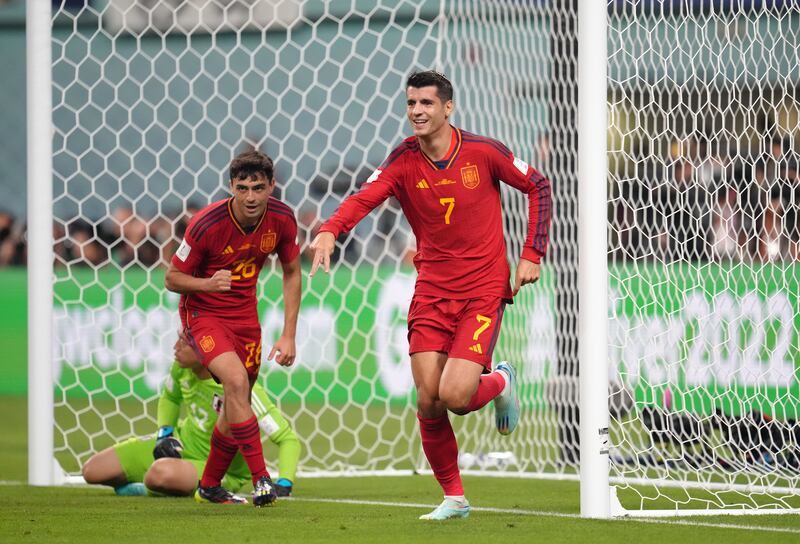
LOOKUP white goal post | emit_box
[26,0,800,519]
[578,0,610,519]
[26,0,55,487]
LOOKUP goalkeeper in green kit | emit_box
[82,334,300,498]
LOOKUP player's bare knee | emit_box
[144,459,192,495]
[441,395,470,414]
[416,395,446,419]
[439,386,471,414]
[222,371,249,402]
[415,387,440,416]
[144,459,170,490]
[81,458,99,484]
[146,459,196,496]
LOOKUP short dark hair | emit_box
[406,70,453,103]
[229,150,274,183]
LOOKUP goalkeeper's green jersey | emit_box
[158,363,289,478]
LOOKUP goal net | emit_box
[41,0,800,515]
[606,2,800,514]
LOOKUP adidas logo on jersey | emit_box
[416,179,430,189]
[468,343,483,354]
[222,245,234,255]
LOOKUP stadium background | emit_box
[0,1,798,537]
[1,1,797,416]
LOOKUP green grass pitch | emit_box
[1,398,799,543]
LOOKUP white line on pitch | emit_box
[2,482,796,534]
[288,497,800,534]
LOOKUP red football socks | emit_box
[464,371,506,413]
[230,415,269,484]
[418,413,464,496]
[199,426,239,488]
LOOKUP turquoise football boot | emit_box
[114,482,146,496]
[493,361,520,435]
[419,498,471,520]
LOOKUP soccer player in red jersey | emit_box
[309,71,551,520]
[165,150,301,507]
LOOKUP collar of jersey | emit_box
[419,126,462,171]
[227,197,266,235]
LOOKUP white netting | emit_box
[441,0,579,474]
[51,0,439,475]
[50,0,577,480]
[607,2,800,511]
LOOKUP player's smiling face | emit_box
[406,86,452,139]
[230,173,274,226]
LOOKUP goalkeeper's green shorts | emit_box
[112,436,250,492]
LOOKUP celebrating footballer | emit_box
[309,70,552,520]
[165,150,301,507]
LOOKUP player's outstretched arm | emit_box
[269,255,301,366]
[308,164,398,278]
[308,231,336,277]
[164,262,231,294]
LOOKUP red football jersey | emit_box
[172,196,300,321]
[319,126,551,300]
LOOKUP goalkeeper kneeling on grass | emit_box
[82,334,300,498]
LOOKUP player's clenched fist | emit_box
[513,258,540,296]
[206,269,232,292]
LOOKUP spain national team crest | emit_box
[260,232,276,253]
[461,164,480,189]
[199,335,215,353]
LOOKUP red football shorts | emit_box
[407,295,507,370]
[184,313,263,380]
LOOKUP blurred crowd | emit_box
[611,132,800,263]
[0,203,202,269]
[0,198,414,270]
[2,132,797,269]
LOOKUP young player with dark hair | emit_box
[165,150,301,506]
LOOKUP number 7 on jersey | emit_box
[439,197,455,225]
